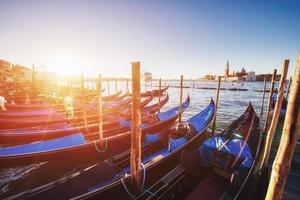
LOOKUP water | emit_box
[0,80,299,199]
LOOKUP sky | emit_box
[0,0,299,78]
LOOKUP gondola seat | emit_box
[186,172,228,200]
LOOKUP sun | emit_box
[45,53,84,76]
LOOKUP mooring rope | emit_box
[121,177,136,199]
[94,139,108,153]
[141,163,157,197]
[120,163,156,199]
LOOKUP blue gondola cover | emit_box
[199,136,253,169]
[0,133,86,156]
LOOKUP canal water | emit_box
[0,80,299,199]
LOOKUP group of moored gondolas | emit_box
[0,83,264,200]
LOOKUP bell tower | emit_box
[224,59,229,77]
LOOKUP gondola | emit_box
[270,92,287,117]
[0,95,153,129]
[3,90,123,111]
[3,88,106,104]
[0,96,189,167]
[6,96,213,200]
[140,86,169,97]
[0,95,169,145]
[134,103,262,200]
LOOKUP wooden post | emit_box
[263,69,277,133]
[144,79,147,92]
[107,79,110,95]
[158,78,162,111]
[179,75,183,123]
[81,73,88,132]
[212,76,221,134]
[32,65,36,95]
[265,55,300,200]
[260,76,267,116]
[285,76,292,99]
[115,79,118,94]
[193,80,195,90]
[130,61,142,193]
[126,79,130,96]
[97,74,103,140]
[126,79,129,95]
[69,79,74,118]
[260,60,289,173]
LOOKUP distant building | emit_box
[144,72,152,81]
[201,74,216,80]
[12,65,32,82]
[256,74,281,81]
[222,60,255,82]
[224,60,229,77]
[246,71,256,81]
[0,59,12,82]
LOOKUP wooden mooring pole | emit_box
[130,61,142,193]
[97,74,103,140]
[115,79,118,94]
[32,65,36,95]
[158,78,161,112]
[81,73,88,132]
[263,69,277,133]
[126,79,129,95]
[107,79,110,95]
[193,80,195,90]
[260,76,267,116]
[260,60,289,173]
[179,75,183,123]
[265,55,300,200]
[285,76,292,99]
[211,76,221,134]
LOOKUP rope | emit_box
[120,163,156,199]
[141,163,156,198]
[94,139,108,153]
[121,178,136,199]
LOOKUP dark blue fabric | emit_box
[168,137,188,151]
[199,136,253,168]
[0,133,86,156]
[157,97,189,121]
[145,133,161,143]
[187,101,215,133]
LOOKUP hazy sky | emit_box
[0,0,299,78]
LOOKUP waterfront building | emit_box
[12,65,32,82]
[144,71,152,81]
[0,59,13,82]
[246,71,256,81]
